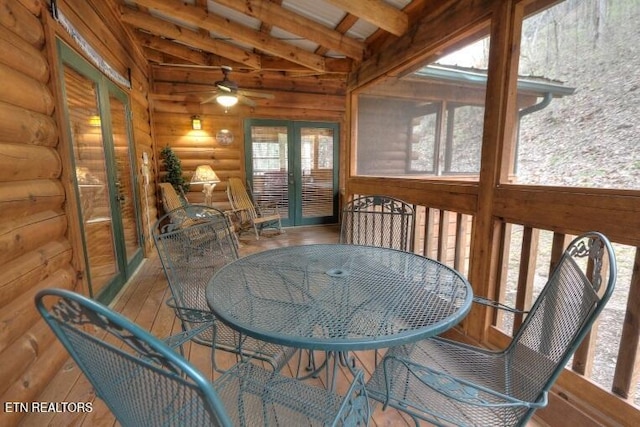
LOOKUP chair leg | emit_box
[253,222,260,240]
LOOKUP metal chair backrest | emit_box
[506,232,616,419]
[152,205,238,334]
[340,195,415,252]
[35,288,232,427]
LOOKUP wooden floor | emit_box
[20,225,417,427]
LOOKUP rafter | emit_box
[135,32,249,69]
[129,0,327,72]
[134,32,350,75]
[325,0,409,37]
[214,0,364,60]
[120,7,261,69]
[316,13,360,56]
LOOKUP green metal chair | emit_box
[36,288,370,427]
[367,232,616,426]
[152,204,295,372]
[340,195,415,252]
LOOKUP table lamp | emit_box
[191,165,220,206]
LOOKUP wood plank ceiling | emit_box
[119,0,430,91]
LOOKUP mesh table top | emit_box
[206,244,473,351]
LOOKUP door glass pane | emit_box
[64,65,118,294]
[300,127,334,218]
[250,126,289,220]
[109,95,140,263]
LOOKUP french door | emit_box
[244,119,339,226]
[58,40,143,303]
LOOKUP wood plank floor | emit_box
[20,225,417,427]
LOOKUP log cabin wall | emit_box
[356,96,414,176]
[150,66,347,211]
[0,1,153,425]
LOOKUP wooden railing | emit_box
[346,178,640,424]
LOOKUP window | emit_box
[251,126,287,172]
[409,112,438,173]
[355,36,490,178]
[447,105,484,173]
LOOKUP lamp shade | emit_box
[191,165,220,184]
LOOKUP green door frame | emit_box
[57,39,144,303]
[244,119,339,226]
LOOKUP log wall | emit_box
[150,66,346,212]
[356,96,413,175]
[0,1,153,425]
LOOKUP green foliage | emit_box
[160,146,189,194]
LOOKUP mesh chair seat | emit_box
[216,362,368,425]
[36,289,370,427]
[367,232,616,426]
[367,338,534,426]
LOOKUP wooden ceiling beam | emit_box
[120,7,261,69]
[316,13,360,56]
[136,32,212,65]
[214,0,364,60]
[151,69,346,95]
[135,30,351,73]
[325,0,408,37]
[129,0,327,72]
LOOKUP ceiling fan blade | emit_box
[238,89,274,99]
[171,89,216,95]
[216,84,233,93]
[201,93,219,104]
[238,95,256,107]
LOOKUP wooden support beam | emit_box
[129,0,326,72]
[214,0,364,60]
[135,32,249,70]
[119,7,262,69]
[325,0,408,37]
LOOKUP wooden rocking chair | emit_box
[226,177,283,239]
[159,182,187,212]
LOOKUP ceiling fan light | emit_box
[217,94,238,107]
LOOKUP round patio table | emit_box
[206,244,473,353]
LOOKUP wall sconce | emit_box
[88,114,101,127]
[191,115,202,130]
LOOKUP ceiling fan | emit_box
[197,66,274,109]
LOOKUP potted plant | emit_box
[160,145,189,198]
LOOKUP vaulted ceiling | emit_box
[120,0,430,78]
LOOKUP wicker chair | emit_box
[340,195,415,252]
[152,204,295,372]
[159,182,187,211]
[36,288,370,427]
[367,232,616,426]
[226,177,282,239]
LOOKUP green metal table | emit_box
[206,244,473,380]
